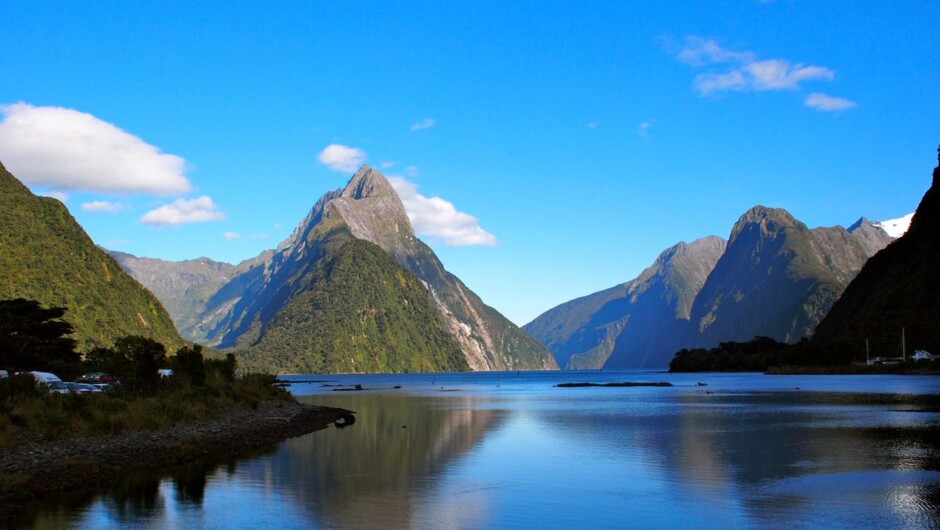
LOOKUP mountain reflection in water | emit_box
[11,372,940,529]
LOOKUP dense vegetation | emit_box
[237,233,468,374]
[669,336,792,372]
[0,161,184,352]
[0,299,280,447]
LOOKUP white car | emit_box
[28,371,71,394]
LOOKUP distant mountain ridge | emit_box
[107,251,270,342]
[526,205,894,369]
[524,236,726,369]
[116,166,556,372]
[0,160,185,352]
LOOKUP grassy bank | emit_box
[0,375,287,449]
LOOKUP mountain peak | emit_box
[329,166,417,256]
[730,205,800,242]
[341,165,396,201]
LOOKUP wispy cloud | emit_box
[379,160,397,169]
[0,103,191,194]
[141,196,225,226]
[586,122,599,129]
[82,200,126,213]
[410,118,436,132]
[637,120,655,137]
[804,92,857,111]
[317,143,367,172]
[675,36,839,99]
[388,176,497,246]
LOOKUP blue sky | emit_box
[1,1,937,326]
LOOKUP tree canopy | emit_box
[0,298,80,374]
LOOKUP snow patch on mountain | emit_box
[873,213,914,238]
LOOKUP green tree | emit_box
[115,336,166,394]
[206,353,237,383]
[0,298,80,375]
[83,346,131,380]
[173,344,206,386]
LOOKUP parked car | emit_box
[65,381,103,394]
[29,371,71,394]
[77,372,121,389]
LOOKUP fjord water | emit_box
[21,372,940,529]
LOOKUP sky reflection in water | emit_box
[17,372,940,529]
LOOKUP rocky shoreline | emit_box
[0,398,352,509]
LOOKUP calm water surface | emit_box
[14,372,940,529]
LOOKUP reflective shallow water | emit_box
[13,372,940,529]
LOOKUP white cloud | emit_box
[223,231,241,240]
[379,160,397,169]
[250,232,268,239]
[693,70,748,94]
[82,200,126,213]
[804,92,857,111]
[637,120,655,137]
[0,103,190,194]
[317,143,367,172]
[677,36,753,66]
[745,60,833,90]
[140,196,225,226]
[404,165,420,177]
[676,36,837,97]
[410,118,437,132]
[388,176,497,246]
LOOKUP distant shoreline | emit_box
[668,365,940,375]
[0,398,351,511]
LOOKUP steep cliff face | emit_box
[813,150,940,355]
[188,165,554,371]
[687,206,893,348]
[525,236,726,369]
[0,160,185,352]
